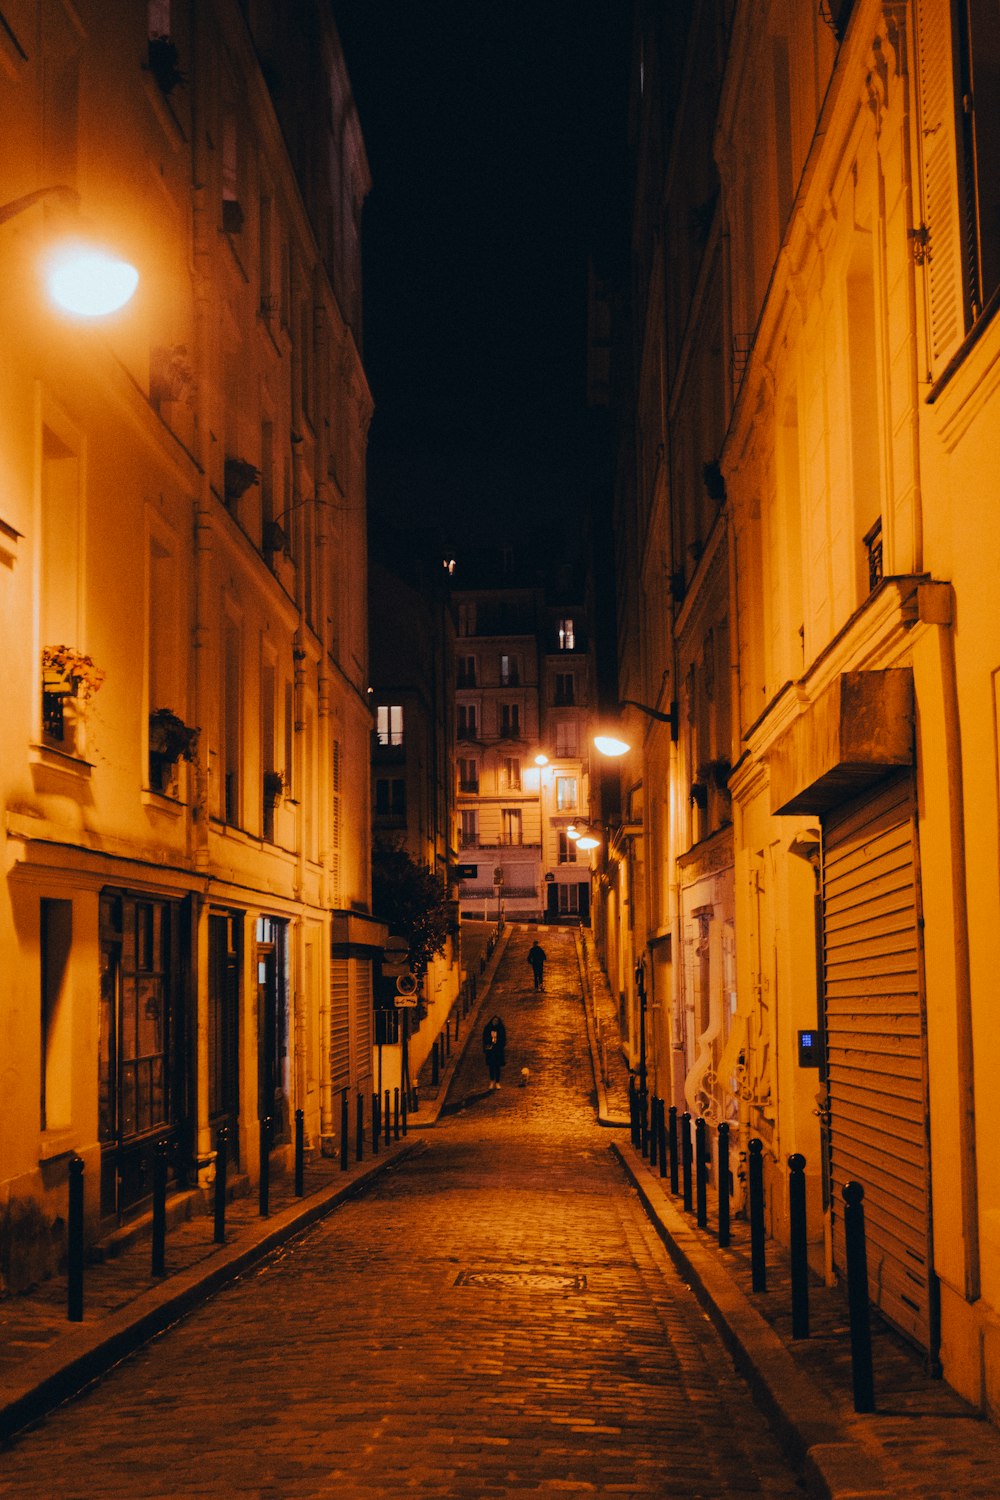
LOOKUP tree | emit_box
[371,835,451,977]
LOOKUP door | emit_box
[822,772,937,1358]
[256,916,289,1143]
[208,912,240,1165]
[98,890,189,1221]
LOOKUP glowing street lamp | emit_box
[593,698,678,756]
[0,186,139,317]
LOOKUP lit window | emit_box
[500,654,519,686]
[502,757,521,791]
[556,776,578,811]
[376,705,404,746]
[557,884,581,915]
[502,808,523,846]
[557,617,575,650]
[460,810,478,846]
[558,832,577,864]
[555,721,578,756]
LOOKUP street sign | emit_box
[394,972,419,1009]
[394,993,418,1008]
[457,863,478,879]
[382,935,410,977]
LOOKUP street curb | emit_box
[0,1139,424,1448]
[612,1143,887,1500]
[575,930,630,1130]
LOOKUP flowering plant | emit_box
[149,708,200,763]
[41,645,106,700]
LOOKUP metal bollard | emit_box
[152,1137,169,1274]
[394,1086,400,1141]
[259,1116,271,1217]
[432,1041,440,1087]
[356,1092,364,1161]
[67,1154,85,1322]
[681,1111,693,1213]
[384,1089,391,1147]
[657,1100,667,1180]
[294,1108,305,1196]
[372,1092,380,1155]
[748,1137,766,1292]
[695,1117,707,1228]
[843,1182,875,1411]
[401,1084,408,1136]
[789,1153,809,1338]
[668,1106,679,1194]
[649,1096,661,1170]
[628,1077,640,1148]
[214,1126,228,1244]
[445,1021,451,1057]
[717,1122,730,1248]
[340,1088,349,1171]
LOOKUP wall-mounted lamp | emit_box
[593,698,678,757]
[1,186,139,317]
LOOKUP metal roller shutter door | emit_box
[330,958,351,1093]
[822,772,935,1354]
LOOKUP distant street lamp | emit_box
[0,186,139,317]
[593,698,678,756]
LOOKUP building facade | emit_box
[599,0,1000,1416]
[453,547,596,925]
[0,0,379,1289]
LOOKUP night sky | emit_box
[332,2,631,551]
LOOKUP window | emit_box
[555,721,578,756]
[558,832,578,864]
[501,756,521,791]
[501,808,523,846]
[457,655,476,688]
[556,775,578,811]
[375,777,406,817]
[961,0,1000,319]
[554,672,574,706]
[458,757,479,792]
[500,653,519,686]
[457,704,478,740]
[557,617,575,650]
[557,884,581,915]
[457,602,476,636]
[376,704,404,746]
[499,703,520,738]
[460,809,478,846]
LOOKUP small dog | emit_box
[520,1067,530,1087]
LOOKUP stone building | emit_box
[599,0,1000,1414]
[0,0,378,1288]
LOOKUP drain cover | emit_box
[455,1269,587,1291]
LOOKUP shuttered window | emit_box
[329,957,350,1093]
[916,0,965,371]
[822,773,935,1355]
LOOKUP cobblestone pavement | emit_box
[0,924,806,1498]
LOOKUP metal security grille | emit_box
[329,957,350,1092]
[822,772,935,1355]
[351,958,372,1086]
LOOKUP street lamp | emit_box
[0,186,139,317]
[593,698,678,756]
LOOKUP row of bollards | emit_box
[641,1093,875,1413]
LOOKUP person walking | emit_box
[482,1014,507,1089]
[527,940,547,991]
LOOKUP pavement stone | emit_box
[0,921,996,1498]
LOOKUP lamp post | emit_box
[0,185,139,316]
[593,698,678,757]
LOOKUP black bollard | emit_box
[748,1138,766,1292]
[681,1111,693,1213]
[372,1092,380,1155]
[843,1182,875,1411]
[356,1092,364,1161]
[295,1108,305,1197]
[67,1154,84,1322]
[668,1106,679,1194]
[214,1127,228,1244]
[401,1084,408,1136]
[152,1137,168,1275]
[717,1122,730,1248]
[394,1086,400,1141]
[695,1117,708,1228]
[340,1088,349,1171]
[445,1022,451,1058]
[384,1089,391,1147]
[432,1040,440,1087]
[629,1077,640,1148]
[657,1100,668,1180]
[789,1153,809,1338]
[259,1115,271,1217]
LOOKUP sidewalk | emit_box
[576,937,1000,1500]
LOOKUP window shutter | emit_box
[916,0,966,372]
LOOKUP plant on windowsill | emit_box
[148,707,199,793]
[263,769,287,808]
[42,645,106,746]
[147,34,186,97]
[224,456,259,506]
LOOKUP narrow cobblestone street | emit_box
[0,926,805,1498]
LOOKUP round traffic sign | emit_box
[396,972,418,996]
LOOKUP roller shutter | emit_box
[822,772,935,1354]
[330,958,350,1093]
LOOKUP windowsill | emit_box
[39,1127,81,1163]
[141,787,186,817]
[29,742,93,777]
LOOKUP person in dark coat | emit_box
[527,940,547,990]
[482,1014,507,1089]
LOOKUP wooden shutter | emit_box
[915,0,967,372]
[822,773,935,1354]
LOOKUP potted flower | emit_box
[42,645,106,700]
[263,769,287,808]
[149,708,199,792]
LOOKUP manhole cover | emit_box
[454,1269,587,1292]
